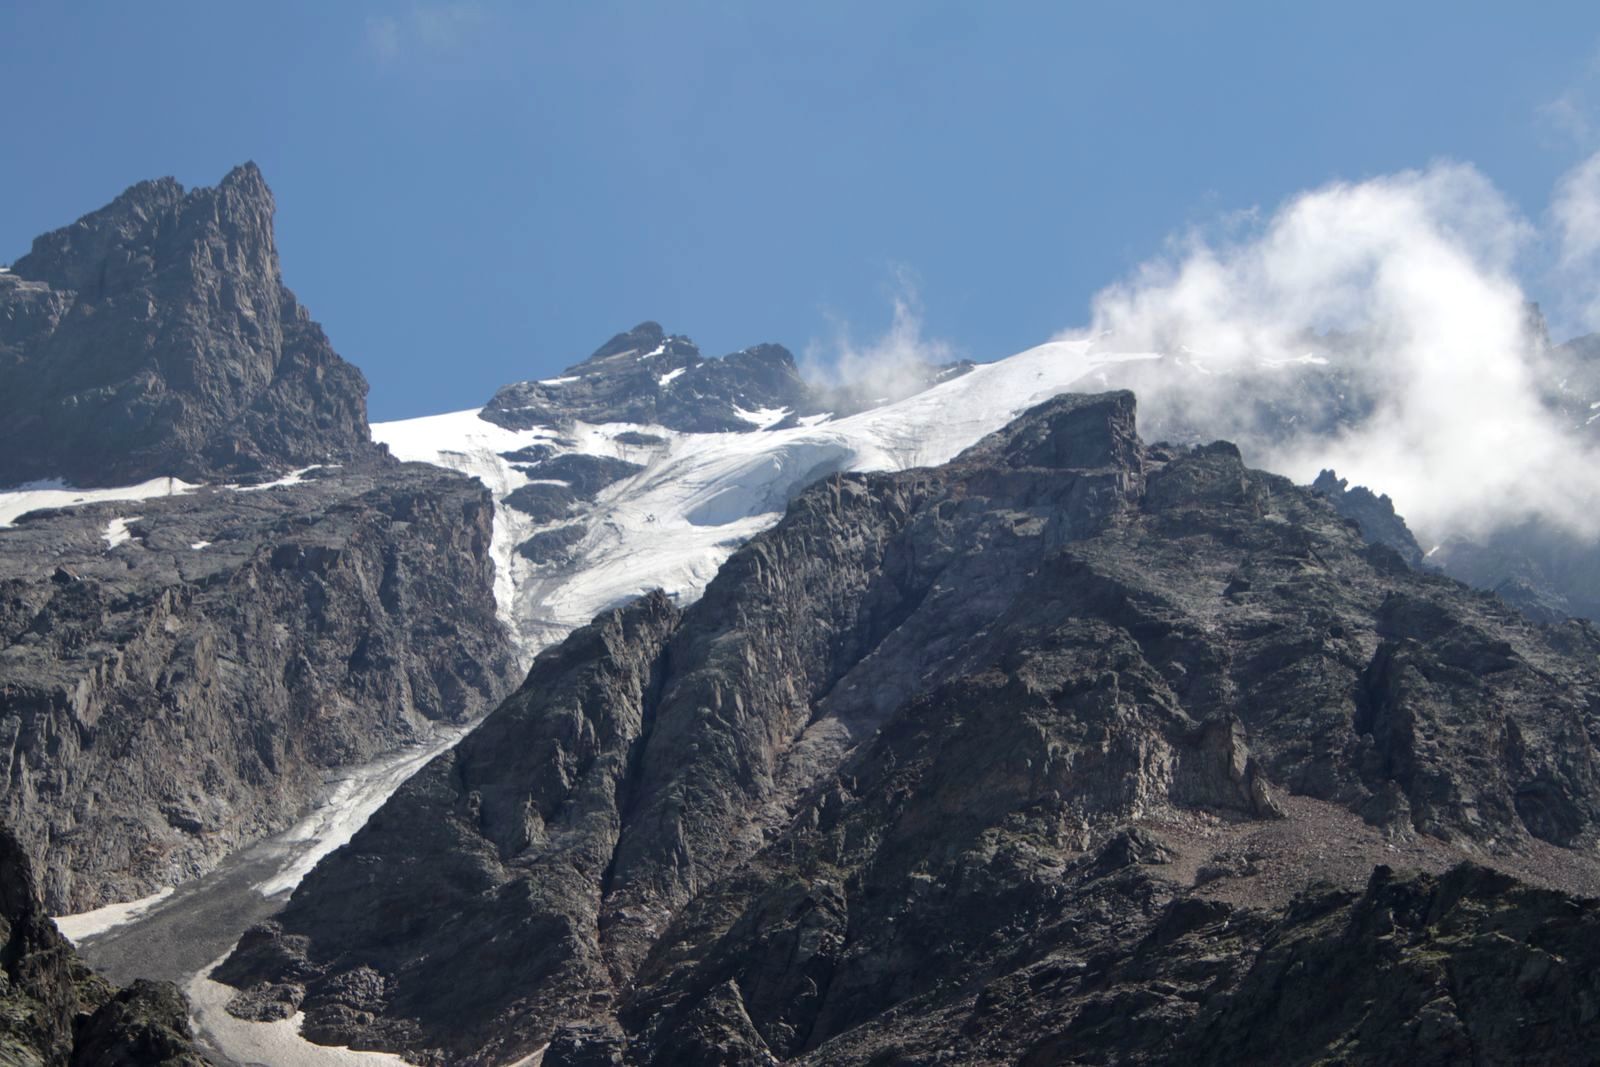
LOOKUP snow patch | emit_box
[53,886,174,945]
[641,343,666,359]
[190,540,212,550]
[732,405,791,429]
[0,477,197,528]
[659,366,688,386]
[230,465,326,492]
[539,375,579,385]
[102,516,140,548]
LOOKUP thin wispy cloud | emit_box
[804,269,959,409]
[1539,44,1600,150]
[364,2,493,68]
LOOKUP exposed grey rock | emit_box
[0,163,375,488]
[219,391,1600,1065]
[1311,469,1425,567]
[0,461,518,911]
[0,824,204,1066]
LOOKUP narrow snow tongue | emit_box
[0,162,374,488]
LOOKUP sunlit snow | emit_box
[101,516,140,548]
[53,887,175,945]
[0,477,198,528]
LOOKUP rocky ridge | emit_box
[0,163,375,488]
[219,392,1600,1064]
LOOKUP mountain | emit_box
[0,163,374,488]
[218,392,1600,1064]
[0,167,520,914]
[374,335,1147,655]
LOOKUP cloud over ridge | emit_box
[1064,156,1600,543]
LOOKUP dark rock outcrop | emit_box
[220,391,1600,1064]
[0,163,374,487]
[0,462,519,912]
[1311,468,1425,567]
[0,824,204,1066]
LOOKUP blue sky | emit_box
[4,2,1600,419]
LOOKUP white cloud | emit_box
[1065,159,1600,542]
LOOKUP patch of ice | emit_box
[102,516,140,548]
[0,476,197,528]
[659,366,688,386]
[539,375,579,386]
[53,886,174,945]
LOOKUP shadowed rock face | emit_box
[0,163,374,488]
[0,825,204,1066]
[0,462,519,913]
[220,392,1600,1065]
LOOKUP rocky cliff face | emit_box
[0,163,374,488]
[0,824,203,1066]
[219,392,1600,1064]
[0,462,519,912]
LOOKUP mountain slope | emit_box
[374,335,1153,657]
[222,392,1600,1064]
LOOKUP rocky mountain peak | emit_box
[481,322,816,434]
[574,320,669,366]
[0,163,374,487]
